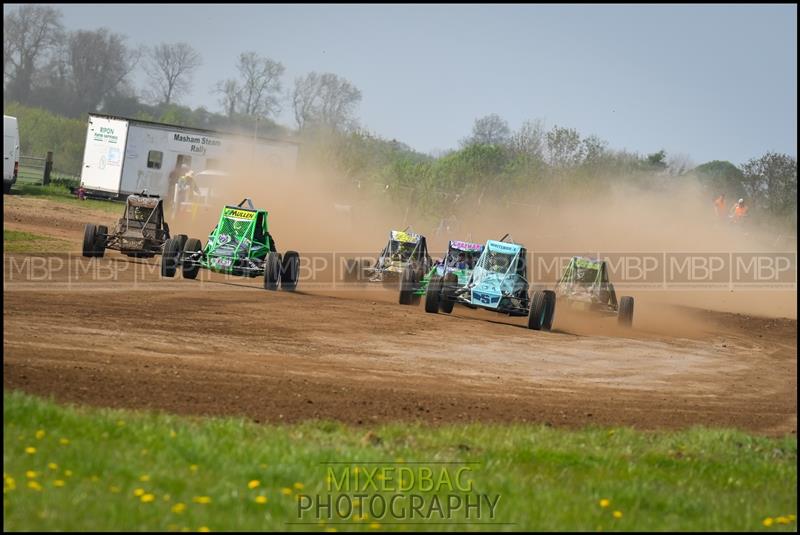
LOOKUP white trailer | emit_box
[79,114,299,200]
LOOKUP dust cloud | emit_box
[170,143,797,325]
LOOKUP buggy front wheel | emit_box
[281,251,300,291]
[618,296,634,327]
[439,273,458,314]
[181,238,202,279]
[263,252,282,291]
[424,276,442,313]
[528,290,556,331]
[160,238,182,278]
[82,224,98,258]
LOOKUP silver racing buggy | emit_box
[82,192,181,258]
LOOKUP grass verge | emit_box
[9,182,125,214]
[3,229,71,253]
[3,390,796,531]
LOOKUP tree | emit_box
[214,78,240,118]
[291,72,362,132]
[694,160,745,197]
[461,114,511,147]
[740,152,797,220]
[508,119,546,160]
[3,5,63,101]
[546,125,584,168]
[143,42,202,105]
[65,29,140,113]
[235,51,284,118]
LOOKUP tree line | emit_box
[3,5,796,230]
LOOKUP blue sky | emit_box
[9,4,798,163]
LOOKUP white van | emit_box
[3,115,20,194]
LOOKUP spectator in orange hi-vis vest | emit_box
[729,198,749,222]
[714,194,726,217]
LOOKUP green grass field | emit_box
[2,391,796,532]
[3,230,71,253]
[10,182,125,214]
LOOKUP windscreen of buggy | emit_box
[209,211,256,255]
[128,206,155,223]
[446,248,481,269]
[388,240,417,261]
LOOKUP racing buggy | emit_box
[401,239,484,308]
[82,192,180,258]
[346,228,432,294]
[160,198,300,291]
[424,236,556,331]
[554,256,634,327]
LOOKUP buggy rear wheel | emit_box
[424,275,442,313]
[439,273,458,314]
[618,296,634,327]
[181,238,202,279]
[82,224,98,258]
[160,238,182,278]
[281,251,300,291]
[95,225,108,257]
[263,252,281,291]
[399,266,417,305]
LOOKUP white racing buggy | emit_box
[554,256,634,327]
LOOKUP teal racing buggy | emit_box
[399,239,484,308]
[424,236,556,331]
[160,198,300,291]
[554,256,634,327]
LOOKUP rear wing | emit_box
[391,229,421,244]
[448,240,484,252]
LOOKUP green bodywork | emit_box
[414,266,472,296]
[199,205,274,274]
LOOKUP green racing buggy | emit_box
[160,198,300,291]
[399,239,484,308]
[553,256,634,327]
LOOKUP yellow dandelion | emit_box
[189,464,198,472]
[27,481,42,491]
[48,463,58,471]
[25,471,38,479]
[172,503,186,514]
[599,498,610,508]
[192,496,211,504]
[90,475,100,482]
[141,493,155,503]
[117,420,126,427]
[763,518,774,527]
[369,523,381,529]
[613,511,623,519]
[170,430,177,438]
[134,488,146,497]
[110,486,121,493]
[163,494,171,502]
[776,517,790,525]
[787,515,796,522]
[53,480,66,487]
[139,474,150,482]
[35,430,46,440]
[64,470,73,477]
[5,477,17,491]
[25,446,36,455]
[293,482,304,490]
[248,480,260,489]
[325,528,337,533]
[255,495,268,504]
[281,487,292,495]
[197,527,210,533]
[59,438,70,446]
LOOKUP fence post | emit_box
[43,152,53,185]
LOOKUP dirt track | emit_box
[3,197,797,435]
